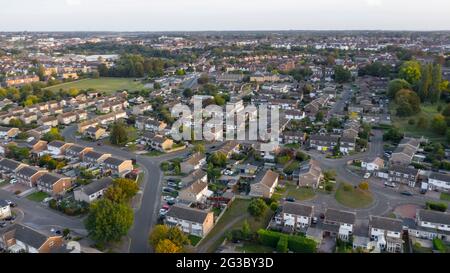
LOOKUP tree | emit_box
[111,178,139,202]
[9,118,24,128]
[358,181,369,191]
[42,127,64,142]
[155,239,182,253]
[417,116,428,129]
[208,151,227,167]
[110,121,129,145]
[182,88,193,98]
[248,198,268,217]
[192,143,206,154]
[417,64,432,101]
[167,226,190,247]
[431,114,447,135]
[430,64,443,103]
[399,61,421,86]
[334,65,352,83]
[149,224,170,247]
[241,220,251,240]
[395,89,421,117]
[85,199,134,244]
[197,74,209,85]
[383,127,403,143]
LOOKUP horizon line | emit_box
[1,29,450,33]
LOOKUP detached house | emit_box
[369,215,404,253]
[249,170,279,198]
[323,208,356,241]
[180,152,206,174]
[36,173,72,195]
[165,204,214,237]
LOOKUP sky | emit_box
[1,0,450,31]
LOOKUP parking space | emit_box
[318,236,336,253]
[2,183,31,194]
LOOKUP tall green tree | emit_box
[85,199,134,245]
[417,64,432,101]
[110,121,129,145]
[430,64,443,103]
[388,79,411,98]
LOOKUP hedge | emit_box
[257,229,317,253]
[276,235,289,253]
[433,238,447,252]
[257,229,281,248]
[287,235,317,253]
[426,202,448,212]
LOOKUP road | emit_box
[62,125,167,253]
[327,87,352,118]
[0,189,86,235]
[305,129,428,219]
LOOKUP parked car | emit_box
[319,213,325,219]
[163,196,176,202]
[285,197,295,202]
[363,173,371,179]
[167,178,179,183]
[9,179,17,184]
[162,187,177,193]
[400,191,413,196]
[162,204,170,210]
[167,182,179,188]
[312,217,318,224]
[167,200,176,205]
[159,208,168,216]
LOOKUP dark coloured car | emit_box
[285,197,295,202]
[400,191,413,196]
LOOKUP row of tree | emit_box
[98,54,175,78]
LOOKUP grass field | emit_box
[26,191,50,202]
[199,198,274,253]
[335,183,374,209]
[390,102,446,141]
[44,77,145,93]
[284,183,316,201]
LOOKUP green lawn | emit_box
[146,150,165,157]
[335,183,374,209]
[44,77,145,93]
[236,242,275,253]
[412,242,433,253]
[440,192,450,202]
[390,102,446,141]
[26,191,50,202]
[199,198,274,253]
[188,235,202,247]
[284,183,316,201]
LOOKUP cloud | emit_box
[66,0,81,6]
[365,0,383,7]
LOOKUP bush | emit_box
[14,190,21,195]
[248,198,268,217]
[257,229,282,248]
[432,238,446,252]
[426,201,448,212]
[287,235,317,253]
[270,201,279,212]
[408,119,415,125]
[358,181,369,191]
[325,184,334,192]
[276,235,289,253]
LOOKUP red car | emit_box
[162,204,170,210]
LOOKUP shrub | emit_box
[426,201,448,212]
[358,181,369,191]
[248,198,268,217]
[432,238,446,252]
[276,235,289,253]
[257,229,281,248]
[14,190,21,195]
[270,201,279,212]
[287,235,317,253]
[325,184,334,192]
[408,119,415,125]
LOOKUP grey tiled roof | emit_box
[166,204,209,224]
[369,215,403,232]
[283,202,313,217]
[325,208,356,225]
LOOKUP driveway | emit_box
[318,236,335,253]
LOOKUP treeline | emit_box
[65,42,199,62]
[98,54,176,78]
[358,61,391,77]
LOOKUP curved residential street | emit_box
[305,129,428,219]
